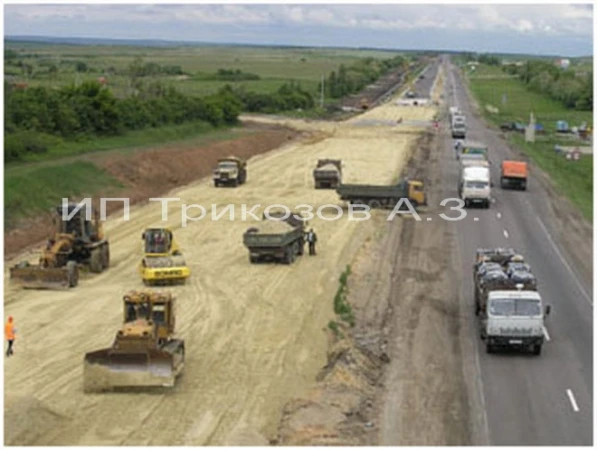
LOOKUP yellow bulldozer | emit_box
[9,202,110,289]
[139,228,190,286]
[83,290,185,392]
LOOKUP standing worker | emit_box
[306,228,318,256]
[5,316,16,357]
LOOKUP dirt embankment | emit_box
[275,125,469,445]
[4,123,301,258]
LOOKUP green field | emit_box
[5,42,402,98]
[467,63,593,220]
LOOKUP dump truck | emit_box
[336,179,426,208]
[500,161,528,190]
[139,228,190,286]
[262,208,309,231]
[459,140,488,159]
[243,220,305,264]
[9,203,110,289]
[313,159,342,189]
[474,248,550,355]
[83,290,185,392]
[213,156,247,187]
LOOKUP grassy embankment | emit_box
[466,63,593,220]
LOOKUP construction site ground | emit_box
[4,71,453,445]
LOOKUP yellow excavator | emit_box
[139,228,190,286]
[9,202,110,289]
[83,290,185,392]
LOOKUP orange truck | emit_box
[500,161,528,190]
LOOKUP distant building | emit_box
[557,59,570,69]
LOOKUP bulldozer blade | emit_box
[9,266,71,290]
[83,348,182,392]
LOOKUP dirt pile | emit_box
[276,337,386,446]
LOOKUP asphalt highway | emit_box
[441,56,593,445]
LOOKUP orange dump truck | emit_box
[500,161,528,190]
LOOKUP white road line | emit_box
[496,212,502,219]
[503,229,509,239]
[542,326,550,341]
[566,389,580,412]
[536,217,592,306]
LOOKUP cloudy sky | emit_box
[3,3,593,56]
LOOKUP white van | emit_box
[459,166,491,208]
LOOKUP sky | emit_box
[3,3,594,56]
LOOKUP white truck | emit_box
[451,114,466,138]
[474,248,550,355]
[459,166,491,208]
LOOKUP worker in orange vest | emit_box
[5,316,16,357]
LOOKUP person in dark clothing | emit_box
[306,229,318,256]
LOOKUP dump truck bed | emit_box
[501,161,528,178]
[336,181,409,199]
[243,221,303,248]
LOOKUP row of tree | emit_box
[220,81,314,113]
[4,80,242,162]
[322,55,408,99]
[502,60,592,111]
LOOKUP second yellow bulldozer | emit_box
[83,290,185,392]
[9,202,110,289]
[139,228,190,286]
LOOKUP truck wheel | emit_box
[232,179,238,187]
[89,248,103,273]
[474,302,480,316]
[214,180,220,187]
[297,239,304,256]
[500,178,506,189]
[101,243,110,270]
[532,344,542,356]
[485,200,490,209]
[486,343,494,354]
[520,181,527,191]
[249,255,257,264]
[67,261,78,288]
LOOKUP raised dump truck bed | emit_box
[243,221,305,264]
[336,179,426,208]
[313,159,342,189]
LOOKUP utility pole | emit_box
[320,74,324,109]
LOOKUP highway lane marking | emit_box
[503,229,509,239]
[536,217,592,306]
[496,212,502,219]
[542,326,550,341]
[566,389,580,412]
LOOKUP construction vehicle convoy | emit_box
[501,161,528,190]
[313,159,343,189]
[336,178,427,208]
[213,156,247,187]
[139,228,190,286]
[243,216,305,264]
[10,203,110,289]
[474,248,550,355]
[83,290,185,392]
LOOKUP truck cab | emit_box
[484,289,550,355]
[407,180,426,206]
[213,157,247,187]
[459,166,491,208]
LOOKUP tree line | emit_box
[4,80,242,162]
[322,55,408,99]
[502,60,592,111]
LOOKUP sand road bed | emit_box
[5,101,437,445]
